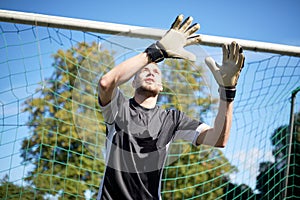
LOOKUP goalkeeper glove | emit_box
[145,14,201,63]
[205,41,245,102]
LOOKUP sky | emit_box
[0,0,299,194]
[1,0,300,47]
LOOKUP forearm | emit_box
[98,52,149,106]
[201,41,244,147]
[211,99,233,147]
[197,100,233,147]
[100,52,149,88]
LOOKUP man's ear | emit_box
[132,79,136,89]
[159,84,163,92]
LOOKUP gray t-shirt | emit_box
[97,88,209,200]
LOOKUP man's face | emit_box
[132,63,163,94]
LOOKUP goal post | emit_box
[1,9,300,56]
[0,9,299,200]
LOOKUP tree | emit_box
[158,59,217,121]
[162,145,237,200]
[256,112,300,199]
[21,42,112,199]
[222,177,257,200]
[0,175,44,200]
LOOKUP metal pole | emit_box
[284,86,300,199]
[1,9,300,57]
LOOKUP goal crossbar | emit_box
[1,9,300,57]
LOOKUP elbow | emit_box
[99,76,108,91]
[214,121,231,148]
[98,76,114,93]
[215,143,226,148]
[214,140,227,148]
[215,138,227,148]
[198,128,229,148]
[214,131,230,148]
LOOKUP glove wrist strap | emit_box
[144,43,167,63]
[219,86,236,102]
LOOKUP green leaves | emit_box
[21,42,109,198]
[162,145,236,199]
[0,175,44,200]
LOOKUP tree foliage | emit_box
[158,59,217,121]
[21,42,111,199]
[222,177,257,200]
[162,145,237,200]
[256,112,300,199]
[0,175,44,200]
[221,113,300,200]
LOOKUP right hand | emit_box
[145,14,201,63]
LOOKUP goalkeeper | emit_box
[97,15,245,200]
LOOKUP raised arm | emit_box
[197,41,245,147]
[98,14,201,106]
[98,53,149,106]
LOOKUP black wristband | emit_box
[144,43,167,63]
[219,86,236,102]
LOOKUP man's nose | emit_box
[146,72,155,77]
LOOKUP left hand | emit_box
[205,41,245,87]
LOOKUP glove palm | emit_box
[205,42,245,87]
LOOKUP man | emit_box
[97,15,245,200]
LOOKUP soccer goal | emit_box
[0,9,299,200]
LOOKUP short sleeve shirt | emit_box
[97,88,210,200]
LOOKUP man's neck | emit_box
[134,92,158,109]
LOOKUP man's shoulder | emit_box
[160,107,183,122]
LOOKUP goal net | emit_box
[0,10,299,200]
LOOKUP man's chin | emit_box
[136,86,160,96]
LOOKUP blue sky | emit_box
[0,0,299,193]
[1,0,300,46]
